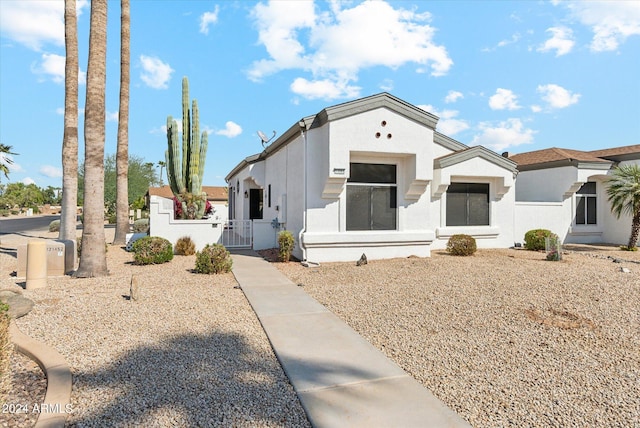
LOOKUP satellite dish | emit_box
[257,130,276,147]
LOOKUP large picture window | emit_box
[446,183,490,226]
[575,182,596,225]
[346,163,397,231]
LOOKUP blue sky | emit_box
[1,0,639,190]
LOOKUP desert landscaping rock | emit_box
[0,290,34,318]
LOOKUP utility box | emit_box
[17,239,76,278]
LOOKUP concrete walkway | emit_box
[231,250,471,428]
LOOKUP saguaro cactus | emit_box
[165,77,209,219]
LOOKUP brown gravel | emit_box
[0,349,46,428]
[272,246,640,428]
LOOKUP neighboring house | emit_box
[510,145,640,246]
[226,93,518,262]
[146,185,229,221]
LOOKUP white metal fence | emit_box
[222,220,252,248]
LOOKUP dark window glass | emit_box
[575,182,597,225]
[577,182,596,194]
[576,196,586,225]
[446,183,490,226]
[346,163,397,231]
[348,163,396,184]
[586,197,597,224]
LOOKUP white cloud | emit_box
[537,84,580,109]
[444,90,463,103]
[22,177,36,185]
[290,77,361,100]
[538,26,575,56]
[200,6,220,35]
[39,165,62,178]
[471,118,536,152]
[249,0,452,100]
[215,121,243,138]
[560,1,640,52]
[482,33,521,52]
[418,104,469,136]
[379,79,394,92]
[489,88,521,110]
[31,53,65,83]
[106,111,119,122]
[139,55,174,89]
[0,0,88,51]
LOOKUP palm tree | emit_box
[157,160,166,185]
[59,0,79,243]
[606,164,640,250]
[113,0,130,245]
[0,144,17,182]
[75,0,108,277]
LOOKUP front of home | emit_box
[225,93,518,262]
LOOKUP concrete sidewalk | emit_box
[231,250,471,428]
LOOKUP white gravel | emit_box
[274,246,640,428]
[0,230,310,428]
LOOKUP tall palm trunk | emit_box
[113,0,130,245]
[76,0,108,278]
[59,0,79,243]
[629,210,640,250]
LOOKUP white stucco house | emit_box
[225,93,519,262]
[510,145,640,246]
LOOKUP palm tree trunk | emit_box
[75,0,108,278]
[628,210,640,250]
[113,0,130,245]
[59,0,79,244]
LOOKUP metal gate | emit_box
[221,220,252,248]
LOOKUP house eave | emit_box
[517,159,613,172]
[311,93,439,130]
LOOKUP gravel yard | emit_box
[273,247,640,428]
[0,230,310,428]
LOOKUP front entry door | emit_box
[249,188,263,220]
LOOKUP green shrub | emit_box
[524,229,554,251]
[278,230,295,262]
[0,302,11,401]
[49,219,60,232]
[132,236,173,265]
[195,244,232,274]
[107,213,117,224]
[175,236,196,256]
[133,218,150,233]
[446,234,477,256]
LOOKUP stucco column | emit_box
[26,240,47,290]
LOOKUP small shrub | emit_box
[49,219,60,232]
[278,230,295,262]
[195,244,232,274]
[0,302,11,401]
[107,213,117,224]
[524,229,554,251]
[175,236,196,256]
[446,234,477,256]
[620,245,638,251]
[132,236,173,265]
[133,218,150,233]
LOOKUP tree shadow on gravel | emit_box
[69,331,311,427]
